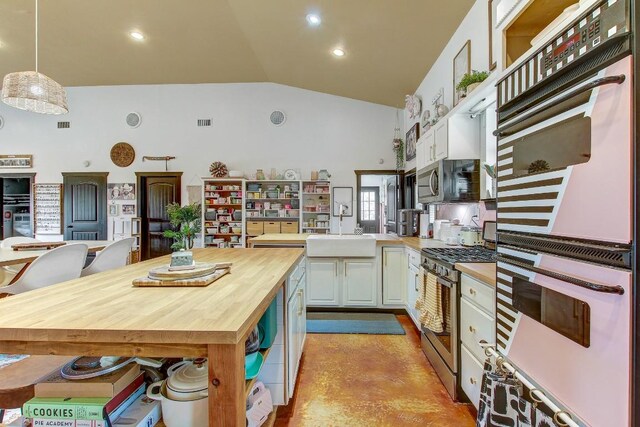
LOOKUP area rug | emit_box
[306,312,405,335]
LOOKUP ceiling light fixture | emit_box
[332,48,346,57]
[1,0,68,114]
[129,31,145,41]
[306,14,321,26]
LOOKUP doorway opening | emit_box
[355,171,404,234]
[62,172,108,240]
[0,173,35,239]
[136,172,182,261]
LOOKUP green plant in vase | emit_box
[456,70,490,96]
[163,202,202,251]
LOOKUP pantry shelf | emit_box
[202,178,246,248]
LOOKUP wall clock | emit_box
[283,169,298,180]
[110,142,135,167]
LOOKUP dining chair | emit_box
[0,237,41,285]
[1,243,88,295]
[81,238,134,277]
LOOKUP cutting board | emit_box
[11,242,67,251]
[133,268,230,287]
[148,262,232,280]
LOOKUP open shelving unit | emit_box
[301,180,331,234]
[202,178,245,248]
[245,180,301,236]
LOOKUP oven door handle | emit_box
[494,75,626,138]
[496,255,624,295]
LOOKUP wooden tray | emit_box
[11,242,67,251]
[148,262,232,280]
[133,268,230,287]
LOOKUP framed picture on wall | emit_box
[122,204,136,215]
[453,40,471,106]
[488,0,497,70]
[0,154,32,168]
[108,204,120,216]
[405,123,419,161]
[332,187,353,217]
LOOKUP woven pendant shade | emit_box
[2,71,68,115]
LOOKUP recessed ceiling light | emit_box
[129,31,145,41]
[306,14,321,26]
[332,48,345,57]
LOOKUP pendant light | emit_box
[1,0,68,114]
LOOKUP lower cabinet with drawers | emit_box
[459,272,496,409]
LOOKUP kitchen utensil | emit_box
[61,356,162,380]
[433,220,450,241]
[246,381,273,427]
[438,221,452,241]
[459,226,483,246]
[149,263,229,280]
[147,358,209,427]
[132,268,230,287]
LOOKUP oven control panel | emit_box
[498,0,628,109]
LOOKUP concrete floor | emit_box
[275,315,476,426]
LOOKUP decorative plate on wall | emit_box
[110,142,135,167]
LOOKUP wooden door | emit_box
[359,187,380,233]
[139,174,181,260]
[63,173,108,240]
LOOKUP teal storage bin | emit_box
[258,296,277,349]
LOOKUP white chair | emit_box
[0,237,41,285]
[81,238,134,277]
[1,243,88,295]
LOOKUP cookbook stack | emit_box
[22,360,161,427]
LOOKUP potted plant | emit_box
[456,70,490,97]
[163,202,202,251]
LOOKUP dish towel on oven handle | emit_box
[415,271,444,333]
[477,360,534,427]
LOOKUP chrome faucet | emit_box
[338,204,346,236]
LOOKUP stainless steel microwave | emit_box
[417,159,480,204]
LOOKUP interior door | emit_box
[141,175,181,260]
[63,173,108,240]
[359,187,380,233]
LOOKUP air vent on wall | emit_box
[197,118,212,127]
[126,112,142,128]
[0,116,4,129]
[270,110,286,126]
[57,121,71,129]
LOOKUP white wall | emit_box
[404,0,490,171]
[0,82,399,235]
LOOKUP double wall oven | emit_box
[494,1,632,426]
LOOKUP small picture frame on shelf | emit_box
[405,123,419,161]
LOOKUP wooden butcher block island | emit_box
[0,248,304,426]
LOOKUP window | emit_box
[360,190,376,221]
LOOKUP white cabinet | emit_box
[416,137,426,171]
[460,272,495,409]
[343,259,377,306]
[287,269,306,398]
[406,263,420,328]
[433,119,448,161]
[307,258,377,307]
[382,247,406,305]
[306,258,340,306]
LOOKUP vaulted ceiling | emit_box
[0,0,475,107]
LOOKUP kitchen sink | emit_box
[306,234,376,257]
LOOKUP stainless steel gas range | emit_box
[419,221,496,400]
